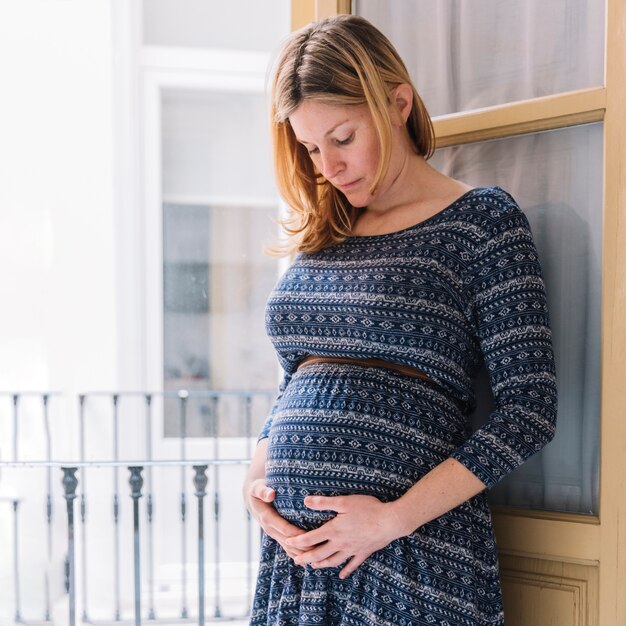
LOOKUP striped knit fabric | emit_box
[252,186,557,625]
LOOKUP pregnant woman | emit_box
[243,15,557,626]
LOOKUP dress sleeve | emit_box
[257,370,292,442]
[451,206,558,489]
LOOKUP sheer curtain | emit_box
[431,125,602,514]
[355,1,604,514]
[354,0,604,116]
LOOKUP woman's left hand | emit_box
[285,494,408,579]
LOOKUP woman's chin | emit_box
[342,191,370,208]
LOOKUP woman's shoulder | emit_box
[462,186,522,217]
[454,186,530,235]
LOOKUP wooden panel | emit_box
[500,555,598,626]
[433,87,605,147]
[291,0,315,30]
[317,0,351,17]
[599,0,626,623]
[291,0,351,30]
[492,510,600,564]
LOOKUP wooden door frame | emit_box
[291,0,626,622]
[291,0,350,30]
[598,0,626,621]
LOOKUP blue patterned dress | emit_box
[251,187,557,626]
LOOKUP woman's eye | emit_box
[337,134,354,146]
[307,147,319,155]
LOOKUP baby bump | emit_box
[265,363,467,530]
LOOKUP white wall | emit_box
[0,1,120,621]
[0,0,118,395]
[143,0,291,51]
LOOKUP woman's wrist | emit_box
[386,497,420,540]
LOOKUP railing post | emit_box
[178,390,189,619]
[43,393,53,622]
[62,467,79,626]
[211,396,221,618]
[112,394,121,621]
[193,465,208,626]
[12,393,19,461]
[12,499,22,623]
[144,393,156,620]
[245,395,253,610]
[79,394,89,622]
[128,466,144,626]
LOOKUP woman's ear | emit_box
[390,83,413,124]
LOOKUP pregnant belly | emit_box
[264,363,466,530]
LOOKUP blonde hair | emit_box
[270,14,435,255]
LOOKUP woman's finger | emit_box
[265,519,307,543]
[311,552,350,569]
[273,515,307,538]
[285,547,305,559]
[294,541,339,566]
[250,479,275,502]
[286,525,327,549]
[339,554,368,579]
[303,495,345,512]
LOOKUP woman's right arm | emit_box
[242,438,308,560]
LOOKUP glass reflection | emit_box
[355,0,605,116]
[431,123,603,514]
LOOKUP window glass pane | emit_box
[430,123,602,514]
[162,91,276,200]
[143,0,291,51]
[354,0,605,116]
[163,202,278,437]
[161,90,280,437]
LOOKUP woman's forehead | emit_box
[289,101,370,141]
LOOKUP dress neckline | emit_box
[346,186,486,241]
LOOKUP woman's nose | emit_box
[319,149,344,180]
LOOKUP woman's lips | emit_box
[337,178,361,191]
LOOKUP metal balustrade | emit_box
[0,390,273,625]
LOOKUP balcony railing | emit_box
[0,389,274,625]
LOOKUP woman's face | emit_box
[288,97,409,210]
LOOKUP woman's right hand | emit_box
[246,478,308,560]
[243,438,308,561]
